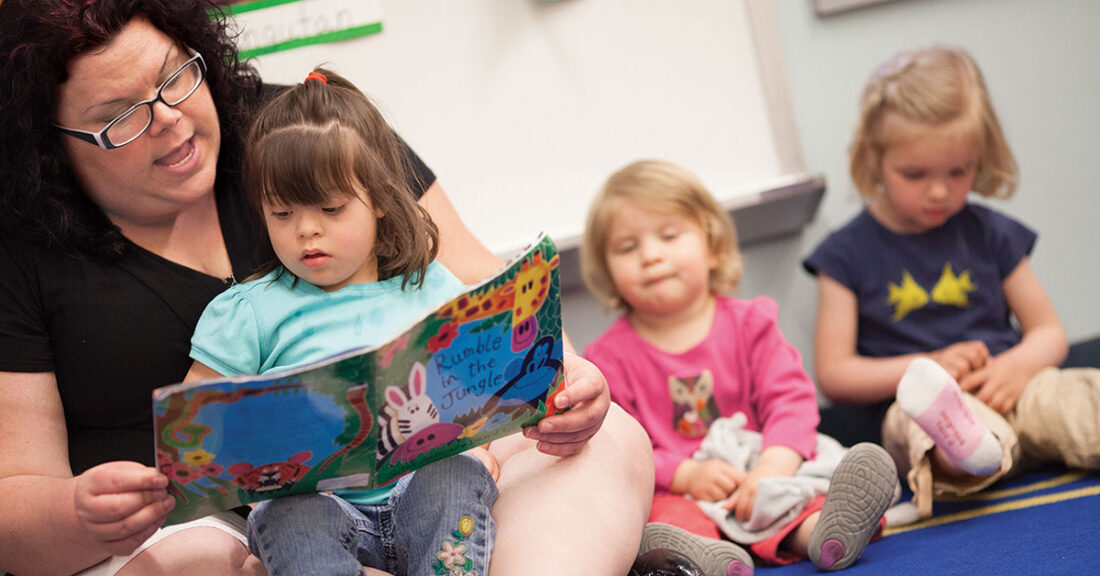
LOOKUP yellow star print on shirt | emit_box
[887,271,929,321]
[887,264,979,321]
[931,263,976,307]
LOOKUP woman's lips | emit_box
[156,139,195,168]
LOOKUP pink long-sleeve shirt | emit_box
[585,296,820,492]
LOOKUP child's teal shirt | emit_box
[190,260,466,504]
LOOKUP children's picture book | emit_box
[153,234,564,525]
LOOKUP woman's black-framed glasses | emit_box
[55,50,207,150]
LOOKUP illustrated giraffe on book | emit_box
[435,250,560,352]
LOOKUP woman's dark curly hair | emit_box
[0,0,262,258]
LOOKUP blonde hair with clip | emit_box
[850,46,1018,200]
[581,159,742,311]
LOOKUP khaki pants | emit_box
[882,367,1100,519]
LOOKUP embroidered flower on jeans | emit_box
[457,515,474,537]
[436,541,468,567]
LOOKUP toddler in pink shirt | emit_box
[583,160,897,573]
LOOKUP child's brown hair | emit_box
[581,159,742,310]
[850,45,1018,200]
[244,67,437,288]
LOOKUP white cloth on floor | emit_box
[692,413,847,544]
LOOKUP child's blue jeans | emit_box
[247,453,498,576]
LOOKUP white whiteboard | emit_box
[247,0,802,255]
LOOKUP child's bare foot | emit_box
[808,443,896,571]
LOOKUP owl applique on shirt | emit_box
[669,370,719,438]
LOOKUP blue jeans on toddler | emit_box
[247,453,498,576]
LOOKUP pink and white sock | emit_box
[896,358,1001,477]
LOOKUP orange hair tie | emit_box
[304,71,328,84]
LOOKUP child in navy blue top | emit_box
[804,46,1100,520]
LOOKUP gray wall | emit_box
[563,0,1100,383]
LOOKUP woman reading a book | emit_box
[0,1,653,575]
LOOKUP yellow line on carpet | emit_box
[884,483,1100,536]
[940,472,1087,502]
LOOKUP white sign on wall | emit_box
[215,0,384,59]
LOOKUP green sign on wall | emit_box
[214,0,384,59]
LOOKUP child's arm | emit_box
[958,258,1067,414]
[183,361,222,383]
[725,297,816,521]
[814,274,928,403]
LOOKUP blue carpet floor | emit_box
[758,466,1100,576]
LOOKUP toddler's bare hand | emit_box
[722,449,800,523]
[681,459,745,502]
